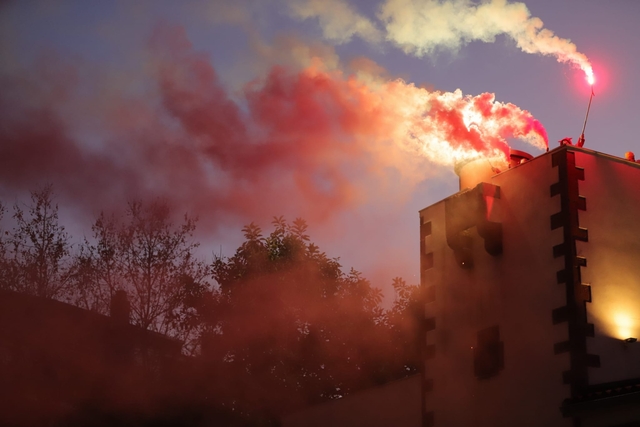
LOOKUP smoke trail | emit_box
[0,25,545,228]
[287,0,382,44]
[290,0,594,82]
[380,0,593,80]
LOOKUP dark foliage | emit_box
[0,191,422,426]
[202,216,420,419]
[0,186,74,298]
[72,200,211,353]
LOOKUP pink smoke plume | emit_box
[0,25,547,226]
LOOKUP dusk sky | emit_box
[1,0,639,297]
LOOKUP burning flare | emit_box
[394,88,548,165]
[585,67,595,86]
[249,64,549,170]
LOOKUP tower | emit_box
[419,145,640,426]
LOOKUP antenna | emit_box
[577,87,595,147]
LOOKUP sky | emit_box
[1,0,639,299]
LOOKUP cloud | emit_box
[286,0,382,44]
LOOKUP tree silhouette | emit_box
[0,190,423,425]
[387,277,423,376]
[5,186,73,298]
[73,211,122,312]
[74,200,212,353]
[205,217,399,418]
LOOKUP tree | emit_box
[6,186,73,298]
[0,200,9,290]
[73,211,122,312]
[205,217,395,418]
[386,277,423,376]
[74,200,212,353]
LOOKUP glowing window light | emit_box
[613,312,635,340]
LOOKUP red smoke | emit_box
[0,24,548,228]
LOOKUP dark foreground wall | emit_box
[281,374,421,427]
[0,290,202,426]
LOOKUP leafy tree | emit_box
[205,217,397,418]
[74,200,212,353]
[6,186,73,298]
[386,277,423,376]
[0,191,424,425]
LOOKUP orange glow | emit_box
[613,312,635,339]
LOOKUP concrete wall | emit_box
[420,149,572,426]
[419,147,640,426]
[581,400,640,427]
[281,375,421,427]
[574,151,640,385]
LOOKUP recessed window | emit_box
[474,325,504,379]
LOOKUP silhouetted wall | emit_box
[0,290,191,426]
[281,374,421,427]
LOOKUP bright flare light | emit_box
[391,87,549,167]
[584,66,595,86]
[284,66,549,171]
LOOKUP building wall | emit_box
[580,400,640,427]
[573,151,640,385]
[420,149,573,427]
[0,290,186,426]
[419,146,640,427]
[281,375,421,427]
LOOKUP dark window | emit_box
[453,230,474,269]
[474,326,504,379]
[424,411,434,427]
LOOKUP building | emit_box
[419,145,640,426]
[0,289,194,426]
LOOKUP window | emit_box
[474,325,504,379]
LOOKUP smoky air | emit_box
[0,0,602,425]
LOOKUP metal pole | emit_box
[577,88,595,147]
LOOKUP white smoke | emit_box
[286,0,382,43]
[287,0,592,77]
[379,0,530,55]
